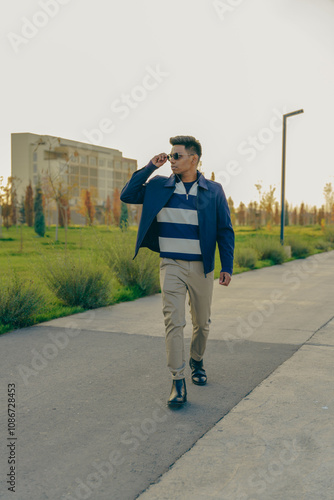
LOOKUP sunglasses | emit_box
[167,153,195,161]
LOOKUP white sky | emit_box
[1,0,334,208]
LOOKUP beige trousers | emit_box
[159,258,214,380]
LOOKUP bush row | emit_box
[0,230,160,330]
[1,228,333,330]
[234,231,334,269]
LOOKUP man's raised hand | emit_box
[152,153,168,168]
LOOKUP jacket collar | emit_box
[164,170,209,190]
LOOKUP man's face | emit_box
[169,145,197,177]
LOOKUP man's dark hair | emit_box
[169,135,202,164]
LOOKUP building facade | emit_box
[11,132,137,224]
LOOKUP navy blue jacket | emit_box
[120,160,235,277]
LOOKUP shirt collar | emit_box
[165,170,209,190]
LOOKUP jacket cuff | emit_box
[146,159,159,170]
[220,268,233,276]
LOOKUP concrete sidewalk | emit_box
[1,250,333,500]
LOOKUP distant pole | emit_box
[280,109,304,245]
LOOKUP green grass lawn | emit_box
[0,223,332,334]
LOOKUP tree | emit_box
[34,182,46,237]
[273,201,280,225]
[317,205,325,226]
[78,189,95,225]
[34,136,78,241]
[25,182,34,227]
[119,202,129,230]
[299,202,306,226]
[284,201,289,226]
[227,196,236,226]
[18,195,26,252]
[105,195,112,226]
[210,172,215,181]
[0,176,3,237]
[255,182,276,224]
[291,207,298,225]
[237,202,246,226]
[323,182,334,224]
[41,173,55,228]
[311,206,317,225]
[11,181,18,226]
[18,196,26,224]
[1,181,12,229]
[58,192,71,227]
[113,188,121,226]
[247,201,255,227]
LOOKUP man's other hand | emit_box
[219,272,231,286]
[152,153,167,168]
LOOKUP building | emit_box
[11,132,137,224]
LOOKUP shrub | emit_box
[102,230,160,297]
[234,247,258,269]
[324,226,334,243]
[315,239,333,251]
[42,253,111,309]
[286,238,312,259]
[252,238,286,265]
[0,272,43,328]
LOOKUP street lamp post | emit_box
[280,109,304,245]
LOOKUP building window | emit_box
[33,152,37,161]
[123,162,128,169]
[33,175,38,185]
[70,175,79,186]
[89,156,97,166]
[70,166,79,175]
[90,178,97,187]
[80,166,88,176]
[115,171,122,180]
[115,161,121,169]
[107,160,113,168]
[98,158,105,167]
[99,169,106,178]
[107,171,113,180]
[81,176,88,187]
[33,163,38,173]
[80,155,87,164]
[89,168,98,177]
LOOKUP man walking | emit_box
[120,136,234,407]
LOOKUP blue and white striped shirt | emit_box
[157,179,202,261]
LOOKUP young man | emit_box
[120,136,234,407]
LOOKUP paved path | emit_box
[0,251,333,500]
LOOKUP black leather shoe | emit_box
[189,357,207,385]
[167,379,187,407]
